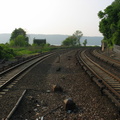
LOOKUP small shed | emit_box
[33,38,46,45]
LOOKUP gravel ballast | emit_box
[0,49,119,120]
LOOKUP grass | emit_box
[0,43,100,60]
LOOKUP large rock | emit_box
[64,98,76,112]
[52,84,63,92]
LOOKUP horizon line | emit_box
[0,33,103,37]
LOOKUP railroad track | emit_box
[92,49,120,67]
[0,52,54,98]
[76,49,120,111]
[5,90,26,120]
[0,53,48,73]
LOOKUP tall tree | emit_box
[73,30,83,46]
[98,0,120,46]
[10,28,29,46]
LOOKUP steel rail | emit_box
[76,49,120,110]
[0,53,54,92]
[80,50,120,98]
[5,90,26,120]
[0,54,43,76]
[93,49,120,66]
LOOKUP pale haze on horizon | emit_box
[0,0,114,36]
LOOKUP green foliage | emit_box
[10,28,29,47]
[32,43,39,47]
[62,36,77,46]
[15,49,34,56]
[98,11,105,19]
[0,42,60,60]
[73,30,83,46]
[83,39,87,46]
[12,42,52,56]
[98,0,120,46]
[0,44,16,59]
[10,35,29,47]
[62,30,83,46]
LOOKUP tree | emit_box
[73,30,83,46]
[62,30,83,46]
[62,36,77,46]
[83,39,87,46]
[10,28,29,46]
[0,44,16,59]
[98,0,120,46]
[10,35,28,47]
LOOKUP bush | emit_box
[0,44,16,59]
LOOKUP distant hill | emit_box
[0,34,11,43]
[0,33,103,46]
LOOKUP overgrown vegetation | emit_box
[98,0,120,47]
[0,28,58,60]
[0,43,61,60]
[0,27,98,60]
[0,44,16,60]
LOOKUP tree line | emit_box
[62,0,120,47]
[98,0,120,47]
[0,28,50,60]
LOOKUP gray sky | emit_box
[0,0,114,36]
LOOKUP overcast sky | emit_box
[0,0,114,36]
